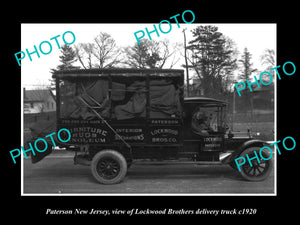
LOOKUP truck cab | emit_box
[180,97,227,163]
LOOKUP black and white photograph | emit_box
[21,23,276,195]
[4,4,298,220]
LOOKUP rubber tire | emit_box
[91,150,127,185]
[235,147,273,182]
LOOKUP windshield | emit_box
[191,105,226,135]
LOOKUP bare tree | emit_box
[123,40,149,68]
[260,48,275,81]
[260,49,275,68]
[92,32,122,68]
[123,39,180,69]
[74,32,122,69]
[74,43,95,69]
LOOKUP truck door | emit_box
[183,103,225,151]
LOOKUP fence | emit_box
[24,111,56,129]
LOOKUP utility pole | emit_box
[182,28,190,97]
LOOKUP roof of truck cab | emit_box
[53,68,184,78]
[184,97,227,106]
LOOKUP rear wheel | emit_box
[91,150,127,184]
[235,147,273,181]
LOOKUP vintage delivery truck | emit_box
[30,68,273,184]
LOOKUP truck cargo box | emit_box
[53,68,184,147]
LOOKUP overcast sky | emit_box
[21,23,276,89]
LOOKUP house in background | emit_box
[24,88,56,114]
[251,82,274,113]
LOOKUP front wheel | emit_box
[235,147,273,182]
[91,150,127,184]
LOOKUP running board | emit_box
[73,152,234,166]
[133,161,223,165]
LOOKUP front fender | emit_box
[226,139,267,164]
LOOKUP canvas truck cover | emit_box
[53,68,184,146]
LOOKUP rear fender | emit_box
[30,140,53,164]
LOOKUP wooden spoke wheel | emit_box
[91,150,127,184]
[236,147,273,182]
